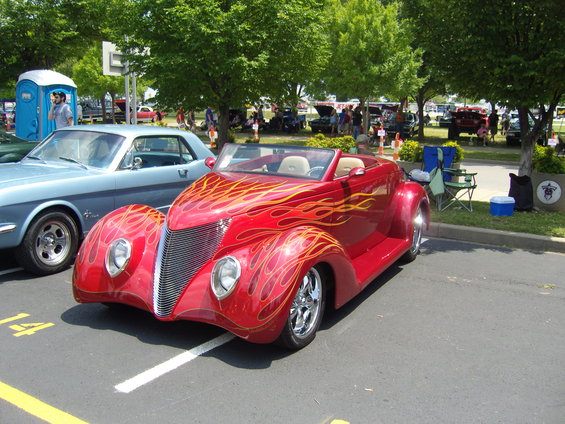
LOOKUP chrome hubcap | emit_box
[34,220,71,266]
[410,209,424,255]
[290,267,322,339]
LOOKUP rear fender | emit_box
[387,181,430,240]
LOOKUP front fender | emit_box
[173,225,348,344]
[72,204,165,311]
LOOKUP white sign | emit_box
[548,138,559,147]
[378,129,386,137]
[102,41,125,76]
[536,180,562,205]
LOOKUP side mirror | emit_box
[205,157,216,169]
[348,167,365,177]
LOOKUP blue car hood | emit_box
[0,161,101,189]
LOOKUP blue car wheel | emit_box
[15,209,79,275]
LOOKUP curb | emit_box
[424,222,565,254]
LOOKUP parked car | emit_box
[114,100,164,123]
[309,105,333,133]
[310,105,383,133]
[0,130,38,162]
[505,118,548,146]
[0,125,214,275]
[382,111,420,138]
[73,143,430,349]
[447,107,488,139]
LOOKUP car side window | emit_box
[129,136,194,168]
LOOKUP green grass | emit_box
[430,201,565,238]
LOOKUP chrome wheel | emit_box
[16,210,79,275]
[277,265,326,349]
[34,219,73,266]
[290,267,322,339]
[409,208,424,256]
[400,206,424,263]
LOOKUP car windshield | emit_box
[28,130,126,169]
[214,143,336,180]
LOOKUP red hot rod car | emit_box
[73,144,429,349]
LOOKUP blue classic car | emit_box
[0,125,214,275]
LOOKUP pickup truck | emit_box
[114,100,164,123]
[448,107,488,139]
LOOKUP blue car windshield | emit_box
[29,130,126,169]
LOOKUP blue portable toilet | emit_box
[16,70,77,141]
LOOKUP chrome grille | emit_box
[153,219,230,317]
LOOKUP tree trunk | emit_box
[415,93,426,141]
[518,106,534,177]
[100,96,107,123]
[217,104,230,151]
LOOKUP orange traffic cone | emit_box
[393,132,403,161]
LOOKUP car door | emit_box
[114,135,200,212]
[328,163,392,259]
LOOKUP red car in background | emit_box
[115,99,164,123]
[73,143,429,350]
[448,107,488,139]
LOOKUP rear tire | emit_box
[15,210,79,275]
[276,265,326,350]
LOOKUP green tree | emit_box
[0,0,108,90]
[401,0,448,140]
[321,0,422,127]
[72,43,124,121]
[421,0,565,175]
[112,0,328,149]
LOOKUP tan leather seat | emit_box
[335,157,364,177]
[278,156,310,176]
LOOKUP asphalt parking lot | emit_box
[1,238,564,424]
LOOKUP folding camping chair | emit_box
[422,147,477,211]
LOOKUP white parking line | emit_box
[0,267,23,276]
[115,332,235,394]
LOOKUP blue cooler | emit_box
[490,196,515,216]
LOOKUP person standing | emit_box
[352,106,362,139]
[488,111,499,143]
[329,108,338,137]
[48,92,73,129]
[395,107,405,140]
[176,108,186,129]
[205,106,215,129]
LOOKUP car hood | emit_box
[0,161,99,190]
[166,172,320,230]
[314,105,333,117]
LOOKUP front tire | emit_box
[276,265,326,350]
[15,210,79,275]
[400,206,424,263]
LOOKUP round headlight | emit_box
[211,256,241,299]
[105,238,132,277]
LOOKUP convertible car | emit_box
[73,144,429,349]
[0,125,213,275]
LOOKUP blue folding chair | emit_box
[422,146,457,181]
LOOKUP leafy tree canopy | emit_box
[110,0,329,147]
[0,0,109,90]
[321,0,422,105]
[422,0,565,174]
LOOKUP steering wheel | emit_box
[307,166,325,178]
